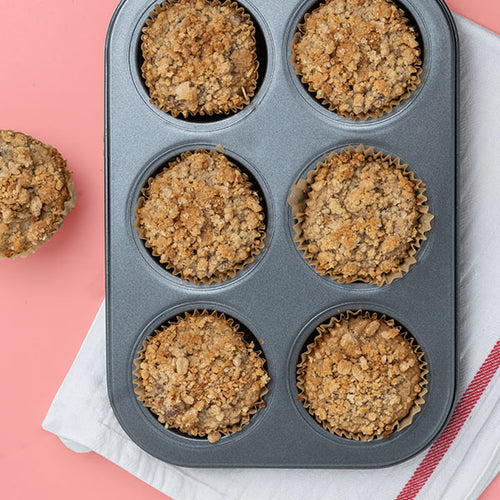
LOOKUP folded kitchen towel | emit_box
[43,14,500,500]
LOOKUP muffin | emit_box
[297,310,427,440]
[289,146,432,286]
[135,149,265,284]
[134,310,269,442]
[291,0,422,119]
[0,130,75,258]
[142,0,259,118]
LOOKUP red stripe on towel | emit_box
[396,340,500,500]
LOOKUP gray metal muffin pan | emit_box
[105,0,459,467]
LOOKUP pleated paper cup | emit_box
[134,149,266,285]
[288,145,433,286]
[0,130,76,259]
[290,1,422,121]
[296,310,428,441]
[133,309,269,443]
[141,0,259,118]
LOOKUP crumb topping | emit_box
[136,312,269,442]
[301,150,423,285]
[298,313,422,438]
[292,0,421,118]
[136,149,265,283]
[142,0,258,117]
[0,130,73,258]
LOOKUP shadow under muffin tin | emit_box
[106,0,459,468]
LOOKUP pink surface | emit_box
[0,0,498,499]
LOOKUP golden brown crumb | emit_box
[135,311,269,442]
[142,0,258,117]
[299,149,427,285]
[0,130,74,258]
[291,0,421,119]
[298,312,423,439]
[136,149,265,283]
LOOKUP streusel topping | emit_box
[0,130,73,258]
[298,313,423,438]
[292,0,421,118]
[300,150,423,285]
[135,149,265,283]
[136,312,269,442]
[142,0,258,117]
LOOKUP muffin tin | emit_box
[105,0,459,467]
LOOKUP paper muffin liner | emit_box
[134,148,266,285]
[290,2,422,121]
[296,310,428,441]
[288,145,433,286]
[0,132,76,260]
[133,309,269,442]
[141,0,259,118]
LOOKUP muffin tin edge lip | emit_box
[127,142,276,291]
[127,0,276,132]
[283,0,432,127]
[127,301,274,448]
[286,303,440,455]
[285,142,434,292]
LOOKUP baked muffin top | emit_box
[135,149,265,283]
[299,149,425,285]
[291,0,421,119]
[0,130,74,258]
[135,311,269,442]
[142,0,258,117]
[298,313,423,439]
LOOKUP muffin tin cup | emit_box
[106,0,459,468]
[289,0,423,121]
[133,148,267,285]
[128,143,273,288]
[127,301,274,451]
[131,0,273,128]
[132,309,269,442]
[141,0,260,119]
[296,309,428,441]
[288,144,434,286]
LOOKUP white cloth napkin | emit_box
[43,14,500,500]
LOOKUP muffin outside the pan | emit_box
[134,310,269,443]
[289,145,433,286]
[141,0,259,118]
[0,130,76,259]
[134,149,266,284]
[291,0,422,120]
[297,310,427,440]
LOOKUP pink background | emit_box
[0,0,498,498]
